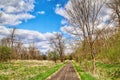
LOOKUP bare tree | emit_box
[107,0,120,28]
[49,32,65,62]
[9,27,16,49]
[64,0,109,74]
[27,40,41,60]
[14,41,23,59]
[8,27,17,59]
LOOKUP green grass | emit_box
[73,61,96,80]
[96,62,120,80]
[0,60,63,80]
[29,63,64,80]
[0,75,8,80]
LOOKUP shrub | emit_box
[0,46,12,62]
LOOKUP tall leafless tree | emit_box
[8,27,17,59]
[9,27,16,49]
[49,32,65,62]
[64,0,109,74]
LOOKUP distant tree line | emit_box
[0,28,70,62]
[0,28,45,62]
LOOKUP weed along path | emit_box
[47,62,80,80]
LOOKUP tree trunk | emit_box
[90,44,96,74]
[119,18,120,29]
[92,57,96,75]
[116,8,120,30]
[60,54,63,62]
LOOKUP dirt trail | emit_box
[47,62,80,80]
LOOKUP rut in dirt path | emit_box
[46,62,80,80]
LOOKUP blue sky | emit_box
[0,0,69,52]
[16,0,68,33]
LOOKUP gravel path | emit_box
[47,62,80,80]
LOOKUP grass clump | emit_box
[96,62,120,80]
[73,61,96,80]
[29,63,64,80]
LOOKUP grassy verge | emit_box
[73,61,96,80]
[96,62,120,80]
[29,63,65,80]
[0,60,62,80]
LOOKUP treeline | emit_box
[0,28,47,62]
[0,38,43,62]
[0,32,70,62]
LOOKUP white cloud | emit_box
[55,7,68,18]
[0,26,10,34]
[64,43,74,54]
[0,26,55,53]
[0,0,34,13]
[56,4,61,7]
[0,12,35,25]
[61,19,67,25]
[55,1,71,19]
[61,25,82,36]
[0,26,10,39]
[38,11,45,15]
[0,0,35,26]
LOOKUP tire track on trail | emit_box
[46,61,80,80]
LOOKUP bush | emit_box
[48,51,59,63]
[0,46,12,62]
